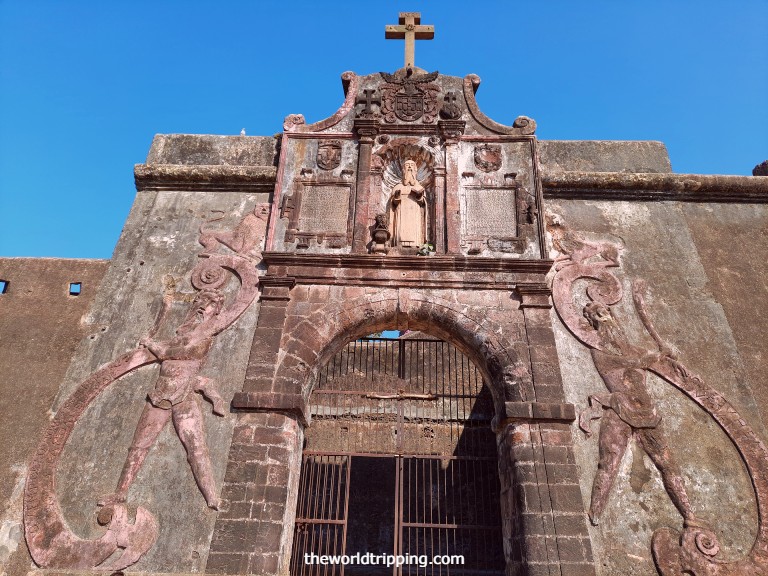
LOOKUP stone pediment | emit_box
[283,69,536,137]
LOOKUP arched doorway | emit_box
[290,332,504,575]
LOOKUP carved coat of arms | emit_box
[379,70,440,123]
[474,144,502,173]
[316,140,342,170]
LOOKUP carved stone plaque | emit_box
[297,185,350,234]
[464,188,517,237]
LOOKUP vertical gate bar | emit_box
[407,457,413,575]
[321,456,331,523]
[306,459,318,576]
[328,457,339,572]
[339,456,351,576]
[475,458,484,570]
[437,463,443,576]
[320,461,330,576]
[398,338,405,380]
[320,457,331,576]
[394,455,401,576]
[312,457,325,567]
[450,458,457,573]
[457,459,465,574]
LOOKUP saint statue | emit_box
[390,159,426,249]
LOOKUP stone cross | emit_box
[356,89,381,116]
[385,12,434,69]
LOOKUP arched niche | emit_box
[372,139,442,252]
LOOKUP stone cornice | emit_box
[263,252,553,273]
[134,164,277,192]
[261,252,553,289]
[542,171,768,202]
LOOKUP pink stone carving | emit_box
[284,71,359,132]
[550,217,768,575]
[462,74,536,135]
[23,204,269,570]
[24,348,159,570]
[390,159,427,249]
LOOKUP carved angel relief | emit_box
[23,204,269,571]
[549,215,768,576]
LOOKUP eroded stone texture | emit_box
[680,204,768,438]
[538,141,673,174]
[0,258,108,575]
[46,192,271,573]
[145,134,278,166]
[547,200,765,575]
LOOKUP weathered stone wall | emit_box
[9,61,766,576]
[538,141,673,174]
[9,135,278,576]
[546,198,767,575]
[0,258,108,575]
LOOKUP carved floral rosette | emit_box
[550,225,768,576]
[23,208,265,571]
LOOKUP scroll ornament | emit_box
[550,220,768,576]
[23,204,269,571]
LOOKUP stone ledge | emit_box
[261,253,554,290]
[542,171,768,202]
[231,391,308,427]
[134,164,277,192]
[263,252,553,274]
[495,401,576,428]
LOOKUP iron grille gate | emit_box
[290,337,504,576]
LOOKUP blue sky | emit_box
[1,1,766,259]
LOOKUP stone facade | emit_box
[2,49,768,576]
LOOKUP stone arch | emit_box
[277,288,524,413]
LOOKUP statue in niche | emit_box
[390,159,426,249]
[100,288,227,511]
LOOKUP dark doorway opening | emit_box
[290,335,504,576]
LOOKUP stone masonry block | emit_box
[549,484,586,514]
[219,500,253,520]
[542,445,576,465]
[250,552,280,575]
[519,513,547,535]
[210,519,260,552]
[256,304,289,328]
[248,328,284,360]
[220,482,248,503]
[532,384,566,402]
[229,444,269,463]
[553,513,590,538]
[522,563,554,576]
[559,563,597,576]
[206,552,251,574]
[545,463,580,484]
[556,536,588,563]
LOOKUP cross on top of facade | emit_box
[385,12,434,69]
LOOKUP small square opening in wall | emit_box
[0,280,8,294]
[69,282,81,296]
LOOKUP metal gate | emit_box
[290,337,504,576]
